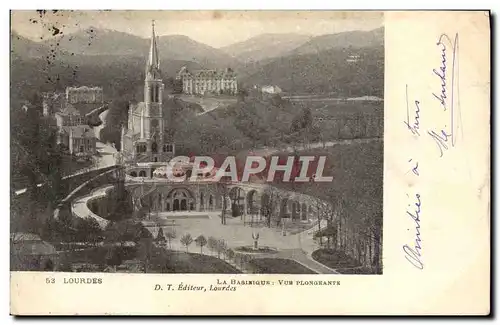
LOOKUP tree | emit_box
[165,231,176,250]
[105,246,122,272]
[216,239,227,259]
[75,217,102,246]
[134,222,153,243]
[226,248,235,262]
[155,226,166,246]
[58,254,73,272]
[180,234,193,252]
[40,217,67,242]
[261,186,279,228]
[104,220,147,247]
[207,236,218,256]
[194,235,207,254]
[137,238,154,273]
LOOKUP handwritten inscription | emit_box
[403,193,423,269]
[404,85,421,136]
[401,32,461,268]
[428,33,462,157]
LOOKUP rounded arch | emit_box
[280,197,290,218]
[166,188,195,199]
[260,193,270,215]
[139,170,147,177]
[130,171,137,177]
[246,190,259,214]
[208,194,214,211]
[229,187,245,217]
[166,188,196,212]
[290,200,300,220]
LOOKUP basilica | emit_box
[120,22,175,165]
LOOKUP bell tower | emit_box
[143,20,165,161]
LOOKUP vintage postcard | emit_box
[9,10,490,315]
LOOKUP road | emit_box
[177,95,237,116]
[71,185,114,229]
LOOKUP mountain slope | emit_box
[292,27,384,55]
[240,45,384,97]
[11,31,54,59]
[157,34,238,68]
[220,33,311,63]
[40,27,238,69]
[42,27,147,57]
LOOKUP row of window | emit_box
[73,138,93,145]
[185,82,237,87]
[135,143,173,153]
[63,117,86,126]
[148,85,161,103]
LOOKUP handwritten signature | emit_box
[428,33,462,157]
[403,193,423,269]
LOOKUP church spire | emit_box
[146,20,160,77]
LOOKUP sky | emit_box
[11,10,383,48]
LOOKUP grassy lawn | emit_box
[148,248,241,274]
[61,245,241,273]
[62,246,137,265]
[234,246,277,254]
[248,258,317,274]
[311,249,360,269]
[336,267,377,275]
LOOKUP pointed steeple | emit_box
[146,20,160,78]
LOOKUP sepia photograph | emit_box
[7,7,492,316]
[10,10,384,276]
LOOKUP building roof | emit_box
[177,67,237,80]
[10,233,57,256]
[11,241,58,256]
[61,126,95,139]
[73,102,103,115]
[11,233,42,242]
[66,86,103,92]
[56,103,81,116]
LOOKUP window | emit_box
[155,85,160,102]
[163,144,173,153]
[149,87,154,103]
[136,144,147,153]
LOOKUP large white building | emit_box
[176,67,238,96]
[43,86,104,117]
